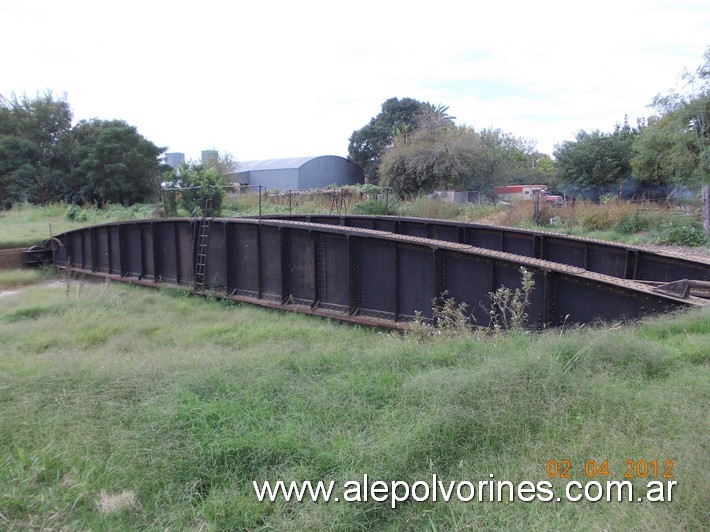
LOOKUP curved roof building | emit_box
[228,155,364,191]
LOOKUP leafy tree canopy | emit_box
[641,48,710,186]
[354,97,547,196]
[0,92,167,208]
[348,97,447,183]
[0,92,75,206]
[635,47,709,232]
[73,119,166,206]
[379,122,543,197]
[380,125,480,197]
[631,115,696,186]
[553,119,637,191]
[202,150,239,179]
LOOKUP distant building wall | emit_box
[201,150,218,166]
[243,169,300,191]
[228,156,364,192]
[165,152,185,169]
[298,156,364,189]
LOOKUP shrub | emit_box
[488,267,535,331]
[179,166,227,217]
[400,197,460,220]
[406,291,473,340]
[352,199,398,216]
[655,215,709,247]
[580,209,615,231]
[163,190,178,217]
[64,204,88,222]
[613,212,652,234]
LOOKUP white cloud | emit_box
[1,0,708,161]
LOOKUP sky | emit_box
[2,0,709,163]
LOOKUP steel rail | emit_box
[36,217,706,329]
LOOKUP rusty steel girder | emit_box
[39,217,707,329]
[251,215,710,284]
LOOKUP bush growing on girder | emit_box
[170,163,227,217]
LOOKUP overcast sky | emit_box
[2,0,708,163]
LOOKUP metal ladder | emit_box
[194,200,211,292]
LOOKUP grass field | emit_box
[1,273,708,530]
[0,203,160,250]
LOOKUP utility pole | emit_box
[532,189,541,225]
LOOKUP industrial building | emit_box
[165,152,185,169]
[227,155,364,191]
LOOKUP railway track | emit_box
[24,216,709,329]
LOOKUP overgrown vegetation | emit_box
[0,279,708,529]
[486,199,710,247]
[488,267,535,331]
[408,267,536,340]
[407,291,473,341]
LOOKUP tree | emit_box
[202,150,239,179]
[635,48,710,232]
[173,162,228,216]
[553,123,637,194]
[415,102,456,134]
[474,128,543,190]
[378,120,545,198]
[631,116,695,186]
[348,97,432,182]
[72,119,166,206]
[379,125,484,196]
[0,91,75,205]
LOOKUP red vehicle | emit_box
[493,185,563,206]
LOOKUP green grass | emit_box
[0,203,84,248]
[0,269,51,291]
[0,203,161,249]
[0,278,708,529]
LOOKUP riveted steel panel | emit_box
[397,245,434,319]
[440,251,492,326]
[125,225,143,278]
[501,231,535,257]
[260,225,282,300]
[109,225,121,275]
[587,243,625,277]
[635,251,709,282]
[288,229,316,304]
[427,224,459,243]
[141,224,155,280]
[233,223,259,296]
[81,230,93,270]
[96,226,110,273]
[177,222,194,284]
[543,237,587,268]
[320,233,349,308]
[358,237,396,318]
[157,222,178,283]
[206,222,227,290]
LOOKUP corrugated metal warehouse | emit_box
[228,155,364,191]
